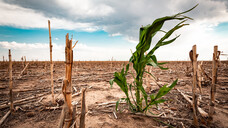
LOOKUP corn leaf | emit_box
[155,79,178,99]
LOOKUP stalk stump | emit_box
[192,45,199,127]
[8,49,14,112]
[48,20,55,104]
[59,33,75,128]
[209,45,219,122]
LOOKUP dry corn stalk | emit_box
[197,62,203,94]
[192,45,199,127]
[79,88,86,128]
[48,20,55,104]
[9,49,14,112]
[24,56,26,73]
[209,45,219,122]
[59,33,75,128]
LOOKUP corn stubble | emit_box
[110,5,197,113]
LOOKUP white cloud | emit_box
[0,41,131,61]
[0,0,98,31]
[109,33,122,37]
[2,0,228,36]
[55,0,114,18]
[153,21,228,61]
[124,36,138,44]
[0,41,48,49]
[0,41,49,60]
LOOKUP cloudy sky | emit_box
[0,0,227,61]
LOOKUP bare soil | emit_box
[0,61,227,128]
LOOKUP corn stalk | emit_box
[110,5,197,112]
[9,49,14,112]
[59,33,74,128]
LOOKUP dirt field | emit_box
[0,61,227,128]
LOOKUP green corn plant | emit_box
[110,5,197,113]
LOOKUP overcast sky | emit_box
[0,0,227,61]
